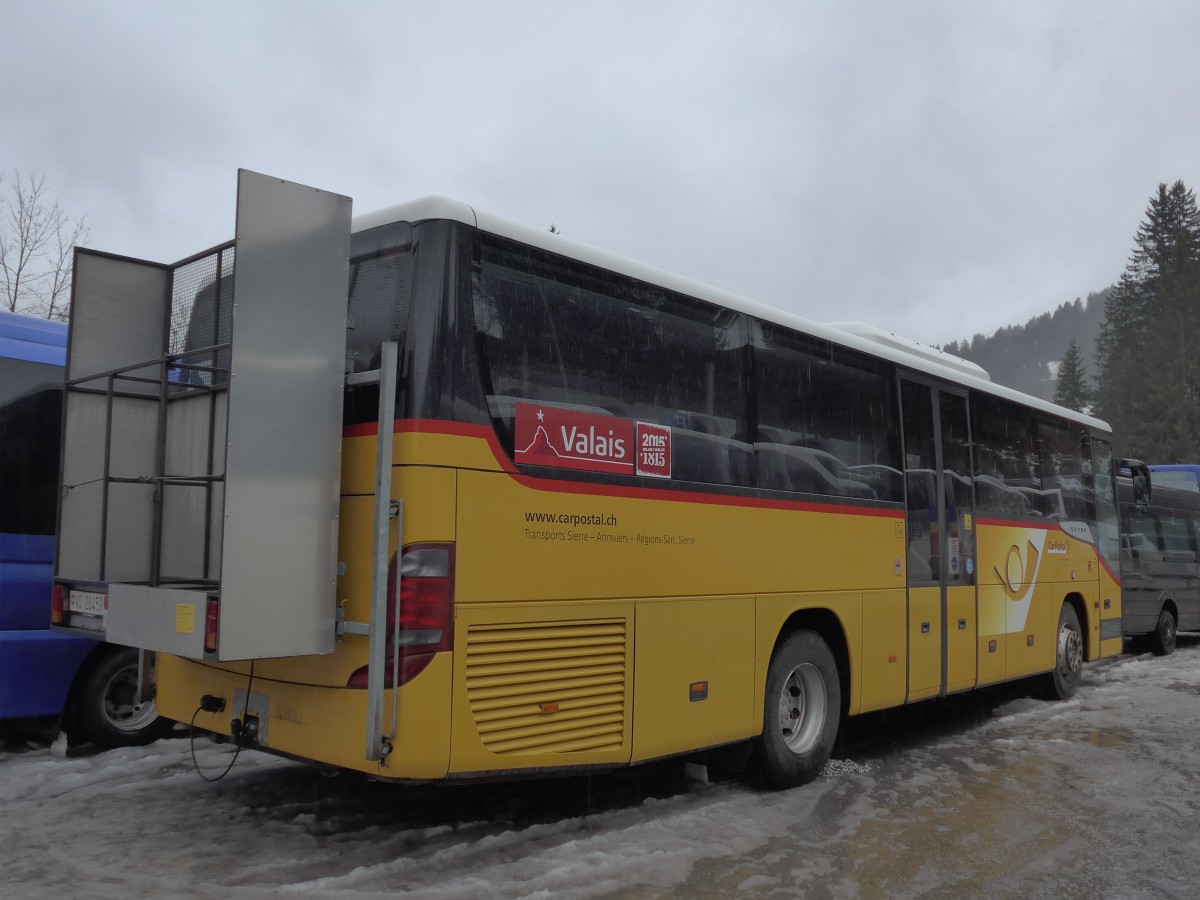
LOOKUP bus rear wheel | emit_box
[1043,603,1083,701]
[71,647,174,748]
[1150,607,1177,656]
[757,630,840,789]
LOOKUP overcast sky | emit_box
[4,1,1199,347]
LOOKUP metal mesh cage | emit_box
[169,244,235,384]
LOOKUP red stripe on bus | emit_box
[976,517,1062,531]
[509,470,905,518]
[342,418,516,471]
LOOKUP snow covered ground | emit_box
[5,638,1200,899]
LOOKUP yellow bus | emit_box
[53,172,1124,788]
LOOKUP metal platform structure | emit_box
[55,171,353,661]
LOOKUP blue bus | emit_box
[1118,472,1200,654]
[1148,464,1200,493]
[0,309,170,746]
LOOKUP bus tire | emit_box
[71,647,173,749]
[1150,607,1177,656]
[757,630,840,789]
[1043,603,1084,701]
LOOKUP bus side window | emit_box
[1159,514,1192,554]
[1036,419,1094,521]
[753,322,900,502]
[0,376,63,538]
[473,235,750,488]
[1127,510,1161,552]
[972,394,1041,519]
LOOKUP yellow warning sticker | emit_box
[176,603,196,634]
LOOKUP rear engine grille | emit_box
[465,619,627,756]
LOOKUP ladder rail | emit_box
[363,341,399,762]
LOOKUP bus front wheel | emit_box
[1043,604,1084,701]
[757,630,840,789]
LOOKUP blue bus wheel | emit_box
[72,648,174,749]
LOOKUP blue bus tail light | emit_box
[347,544,454,689]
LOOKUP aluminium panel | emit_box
[107,395,158,478]
[59,392,157,584]
[58,391,109,581]
[58,253,169,588]
[159,391,227,583]
[158,484,209,581]
[68,251,169,386]
[216,171,351,660]
[164,392,228,479]
[103,483,155,584]
[209,481,225,581]
[56,481,103,582]
[106,584,207,658]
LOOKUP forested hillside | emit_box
[941,290,1110,402]
[941,180,1200,462]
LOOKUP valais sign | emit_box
[515,402,671,478]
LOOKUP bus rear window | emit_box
[347,222,413,374]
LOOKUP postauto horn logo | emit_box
[996,540,1041,601]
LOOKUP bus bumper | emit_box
[157,652,453,779]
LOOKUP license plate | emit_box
[69,590,107,615]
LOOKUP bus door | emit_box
[901,380,978,700]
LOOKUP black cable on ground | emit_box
[188,660,255,783]
[190,704,241,783]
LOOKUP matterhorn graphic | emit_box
[514,402,637,475]
[519,425,563,459]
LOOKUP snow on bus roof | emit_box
[354,196,1109,434]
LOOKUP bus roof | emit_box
[0,309,67,366]
[353,196,1110,435]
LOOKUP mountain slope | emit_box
[939,288,1111,402]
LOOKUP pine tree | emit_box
[1096,181,1200,461]
[1053,338,1089,411]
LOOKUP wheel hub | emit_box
[777,663,827,754]
[1059,622,1083,674]
[104,666,158,732]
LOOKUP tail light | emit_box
[50,585,65,624]
[347,543,454,689]
[205,598,219,653]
